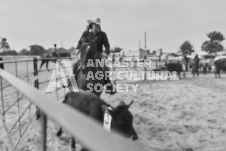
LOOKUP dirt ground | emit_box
[1,61,226,151]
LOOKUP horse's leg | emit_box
[215,67,218,78]
[39,60,45,71]
[71,137,76,151]
[46,61,50,71]
[218,69,221,78]
[215,70,217,78]
[178,72,181,79]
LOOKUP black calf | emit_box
[57,91,138,150]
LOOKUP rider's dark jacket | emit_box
[76,30,110,55]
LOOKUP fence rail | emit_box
[0,68,147,151]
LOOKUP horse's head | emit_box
[80,43,97,72]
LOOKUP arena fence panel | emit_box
[0,68,147,151]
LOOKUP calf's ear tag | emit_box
[108,107,113,111]
[103,111,112,131]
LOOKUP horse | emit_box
[71,43,116,97]
[39,52,71,71]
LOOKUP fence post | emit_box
[33,57,47,151]
[41,113,47,151]
[0,58,4,69]
[112,54,115,72]
[33,57,40,119]
[144,57,147,80]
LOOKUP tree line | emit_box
[0,38,122,56]
[179,31,225,55]
[1,31,224,56]
[0,43,77,56]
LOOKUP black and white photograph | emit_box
[1,0,226,151]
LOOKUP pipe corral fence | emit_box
[0,56,78,150]
[0,55,193,151]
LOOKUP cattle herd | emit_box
[157,55,226,78]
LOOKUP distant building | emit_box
[139,48,158,60]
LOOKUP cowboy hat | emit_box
[87,17,102,25]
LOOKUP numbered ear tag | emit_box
[103,111,112,131]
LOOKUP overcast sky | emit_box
[1,0,226,53]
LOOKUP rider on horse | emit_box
[76,18,110,55]
[51,44,59,57]
[73,17,116,94]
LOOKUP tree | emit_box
[207,31,225,42]
[0,38,10,53]
[201,31,225,53]
[20,48,29,55]
[1,38,10,49]
[201,41,224,53]
[57,47,69,53]
[68,46,76,52]
[1,50,18,55]
[29,45,45,56]
[180,41,194,71]
[180,41,194,55]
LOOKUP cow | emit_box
[152,61,184,79]
[56,91,138,151]
[165,61,184,79]
[214,58,226,78]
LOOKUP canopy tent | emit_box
[214,55,226,61]
[202,54,216,59]
[110,49,121,53]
